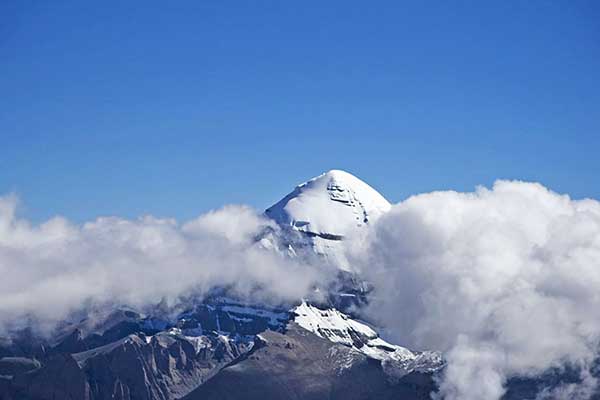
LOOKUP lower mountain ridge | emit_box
[0,298,444,400]
[1,297,589,400]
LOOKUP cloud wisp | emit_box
[354,180,600,400]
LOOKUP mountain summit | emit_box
[264,170,391,270]
[266,169,391,240]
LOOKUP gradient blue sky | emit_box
[1,1,599,223]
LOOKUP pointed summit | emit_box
[266,170,391,239]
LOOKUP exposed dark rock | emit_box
[184,324,437,400]
[50,328,88,354]
[0,329,46,360]
[72,332,250,400]
[1,353,90,400]
[177,302,288,337]
[0,357,40,377]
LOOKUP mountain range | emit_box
[0,170,591,400]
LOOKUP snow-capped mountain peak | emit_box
[266,169,391,239]
[264,170,391,270]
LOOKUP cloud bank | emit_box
[355,180,600,400]
[2,180,600,399]
[0,196,325,334]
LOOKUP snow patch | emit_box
[293,301,443,376]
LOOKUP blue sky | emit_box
[1,1,599,223]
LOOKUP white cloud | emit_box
[354,180,600,400]
[2,179,600,399]
[0,195,325,334]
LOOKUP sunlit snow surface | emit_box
[265,170,391,270]
[266,170,391,237]
[293,301,444,377]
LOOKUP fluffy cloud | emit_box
[3,179,600,399]
[0,195,325,334]
[354,180,600,400]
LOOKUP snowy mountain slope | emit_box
[292,302,443,377]
[266,169,390,238]
[264,170,391,270]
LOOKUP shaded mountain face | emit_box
[0,300,272,400]
[183,324,437,400]
[0,300,442,400]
